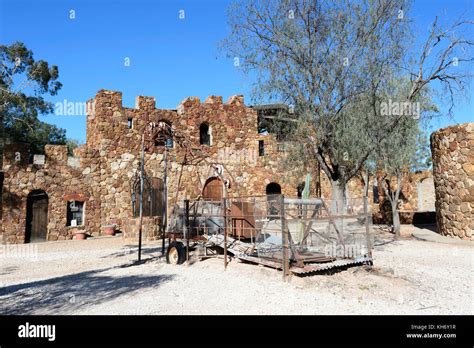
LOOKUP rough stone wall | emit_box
[88,90,311,231]
[1,143,102,243]
[431,123,473,240]
[374,171,435,224]
[1,89,437,243]
[122,217,161,240]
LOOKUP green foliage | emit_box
[6,116,67,155]
[66,138,83,156]
[223,0,470,196]
[223,0,412,184]
[411,130,432,171]
[1,42,65,157]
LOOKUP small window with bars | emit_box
[259,140,265,156]
[67,201,84,226]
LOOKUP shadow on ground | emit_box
[101,245,165,259]
[0,265,174,314]
[0,266,18,276]
[412,223,437,233]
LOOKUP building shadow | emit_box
[0,266,174,314]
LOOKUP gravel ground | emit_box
[0,226,472,315]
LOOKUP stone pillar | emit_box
[430,123,473,240]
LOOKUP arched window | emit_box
[154,120,173,148]
[200,122,211,146]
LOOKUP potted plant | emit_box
[72,227,87,240]
[102,224,116,236]
[75,231,87,240]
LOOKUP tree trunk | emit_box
[330,179,346,238]
[383,175,402,238]
[330,180,346,215]
[391,200,400,237]
[363,169,370,199]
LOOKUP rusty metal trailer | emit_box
[163,194,373,280]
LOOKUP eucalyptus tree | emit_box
[0,42,64,161]
[223,0,473,214]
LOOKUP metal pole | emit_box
[364,196,373,260]
[280,194,289,281]
[162,148,168,256]
[185,199,190,262]
[223,197,228,270]
[138,134,145,262]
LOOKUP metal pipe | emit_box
[185,199,190,262]
[280,194,289,281]
[223,198,228,270]
[138,134,144,262]
[162,148,168,256]
[284,198,323,205]
[364,196,373,259]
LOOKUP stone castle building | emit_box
[1,90,436,244]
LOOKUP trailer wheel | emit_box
[167,241,185,265]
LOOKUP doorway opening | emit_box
[25,190,48,243]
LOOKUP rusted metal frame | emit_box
[305,213,368,220]
[286,227,304,267]
[280,195,289,281]
[300,207,319,246]
[248,227,262,255]
[320,200,346,253]
[364,196,373,260]
[138,134,145,262]
[223,198,228,270]
[291,258,370,274]
[238,255,284,269]
[185,199,190,262]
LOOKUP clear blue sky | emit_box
[0,0,472,143]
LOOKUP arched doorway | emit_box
[203,177,223,201]
[266,182,281,196]
[265,182,281,219]
[25,190,48,243]
[417,177,435,212]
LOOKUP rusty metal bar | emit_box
[364,196,373,259]
[284,198,323,205]
[138,134,144,262]
[223,197,228,270]
[185,199,190,262]
[162,147,168,256]
[280,194,289,281]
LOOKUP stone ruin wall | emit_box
[1,143,102,243]
[1,89,437,243]
[88,90,312,232]
[431,123,473,240]
[76,89,436,232]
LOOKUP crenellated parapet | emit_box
[2,143,81,170]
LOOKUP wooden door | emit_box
[151,177,165,217]
[26,191,48,243]
[203,178,223,201]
